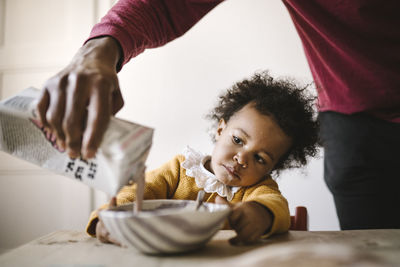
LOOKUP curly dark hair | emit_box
[207,71,319,174]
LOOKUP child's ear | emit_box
[216,119,226,140]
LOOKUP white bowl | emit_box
[99,199,231,254]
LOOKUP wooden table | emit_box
[0,229,399,267]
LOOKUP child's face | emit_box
[209,103,292,187]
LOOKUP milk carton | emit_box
[0,87,153,195]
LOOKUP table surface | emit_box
[0,229,399,267]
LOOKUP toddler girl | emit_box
[86,71,319,244]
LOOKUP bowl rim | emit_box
[99,199,230,218]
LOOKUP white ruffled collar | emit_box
[181,146,240,201]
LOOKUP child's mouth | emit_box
[223,165,240,180]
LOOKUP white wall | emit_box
[0,0,339,252]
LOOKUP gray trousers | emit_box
[319,111,400,230]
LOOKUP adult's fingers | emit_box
[81,80,113,159]
[46,90,66,148]
[62,74,91,158]
[36,88,50,127]
[111,87,124,115]
[40,76,69,148]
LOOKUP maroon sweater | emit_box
[88,0,400,122]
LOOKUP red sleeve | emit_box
[87,0,223,70]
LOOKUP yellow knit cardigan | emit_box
[86,154,290,238]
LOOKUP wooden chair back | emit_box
[290,206,308,231]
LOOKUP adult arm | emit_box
[37,0,223,159]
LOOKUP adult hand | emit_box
[95,197,121,245]
[216,196,273,245]
[36,36,124,159]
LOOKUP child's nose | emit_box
[233,152,247,168]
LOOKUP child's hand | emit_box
[95,197,121,246]
[216,196,273,245]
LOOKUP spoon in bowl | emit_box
[195,190,206,211]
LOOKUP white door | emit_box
[0,0,114,252]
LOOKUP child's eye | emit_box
[232,136,243,145]
[255,154,266,165]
